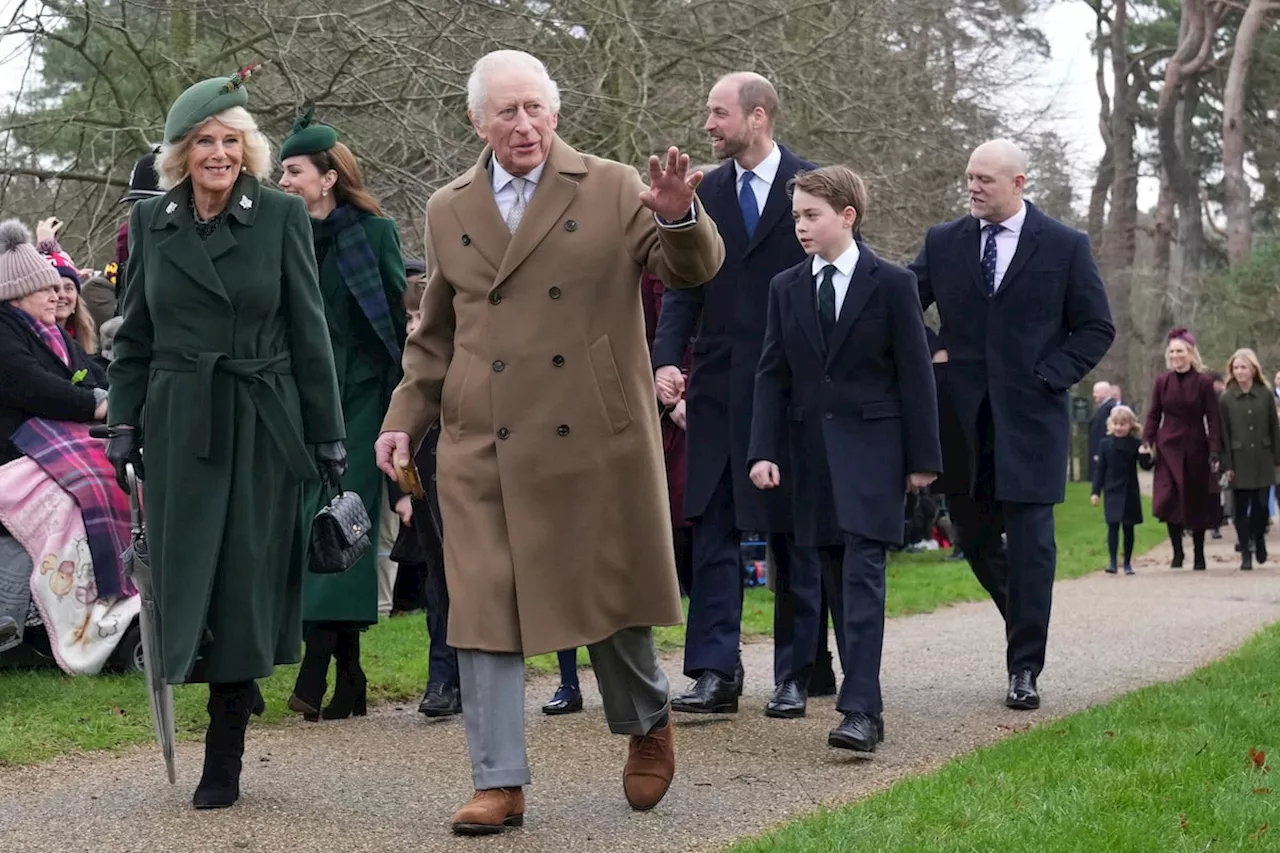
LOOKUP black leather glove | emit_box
[315,441,348,490]
[105,428,144,494]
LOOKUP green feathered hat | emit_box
[163,63,264,144]
[279,102,339,160]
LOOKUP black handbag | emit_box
[309,487,372,574]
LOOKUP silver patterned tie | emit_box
[505,177,528,233]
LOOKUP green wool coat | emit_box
[108,174,344,685]
[1219,383,1280,491]
[301,212,407,625]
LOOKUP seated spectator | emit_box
[0,219,107,474]
[51,263,98,354]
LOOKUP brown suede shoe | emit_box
[450,788,525,836]
[623,720,675,810]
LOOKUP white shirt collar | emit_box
[980,201,1027,236]
[735,143,781,187]
[811,241,860,279]
[491,156,548,194]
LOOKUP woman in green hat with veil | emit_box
[277,106,407,722]
[106,67,346,810]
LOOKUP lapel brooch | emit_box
[239,195,253,210]
[165,201,177,215]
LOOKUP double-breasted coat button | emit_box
[461,234,471,246]
[489,291,502,305]
[492,360,505,372]
[548,286,561,299]
[557,424,570,436]
[564,220,578,232]
[497,428,510,440]
[825,412,834,420]
[552,354,565,367]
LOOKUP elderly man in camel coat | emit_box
[375,50,725,836]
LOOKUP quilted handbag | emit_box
[309,487,372,574]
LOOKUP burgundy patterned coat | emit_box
[1144,369,1222,530]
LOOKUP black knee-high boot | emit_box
[1168,524,1185,568]
[1192,531,1207,570]
[322,625,368,720]
[193,680,264,809]
[289,623,338,721]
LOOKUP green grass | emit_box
[731,621,1280,853]
[0,482,1152,766]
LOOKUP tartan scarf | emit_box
[9,419,135,600]
[313,205,401,363]
[12,305,70,367]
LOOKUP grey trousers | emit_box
[0,536,32,652]
[457,626,670,789]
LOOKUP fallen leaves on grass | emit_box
[1250,748,1271,773]
[1179,813,1189,832]
[1253,788,1272,795]
[1250,821,1269,841]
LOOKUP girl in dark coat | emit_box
[1142,329,1222,570]
[1219,348,1280,571]
[1091,405,1147,575]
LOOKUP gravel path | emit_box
[2,533,1278,853]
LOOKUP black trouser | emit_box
[1233,487,1270,553]
[958,399,1057,677]
[1106,523,1135,567]
[818,533,887,716]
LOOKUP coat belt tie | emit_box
[150,349,315,481]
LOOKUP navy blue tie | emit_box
[981,223,1004,295]
[739,171,760,238]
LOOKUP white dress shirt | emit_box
[734,143,781,216]
[491,157,547,222]
[977,202,1026,292]
[812,241,861,319]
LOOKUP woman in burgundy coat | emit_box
[1142,329,1222,569]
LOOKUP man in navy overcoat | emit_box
[910,139,1114,710]
[653,72,827,718]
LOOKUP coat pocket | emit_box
[862,400,902,420]
[589,334,633,434]
[440,349,472,439]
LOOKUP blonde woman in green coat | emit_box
[1219,348,1280,570]
[106,70,345,810]
[277,108,407,722]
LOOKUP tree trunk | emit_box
[1099,0,1138,399]
[1221,0,1275,266]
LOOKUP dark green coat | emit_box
[108,174,344,685]
[301,212,407,624]
[1219,383,1280,491]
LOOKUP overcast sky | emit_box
[0,1,1137,210]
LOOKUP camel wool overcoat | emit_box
[382,136,725,655]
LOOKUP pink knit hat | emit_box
[0,220,61,302]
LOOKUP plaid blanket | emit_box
[314,205,401,364]
[10,418,134,600]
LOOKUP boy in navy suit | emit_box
[749,167,941,752]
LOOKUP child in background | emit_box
[1091,405,1148,575]
[388,263,461,717]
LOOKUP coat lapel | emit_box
[994,203,1042,297]
[450,150,509,274]
[710,164,749,251]
[493,136,586,290]
[150,181,231,305]
[825,247,880,366]
[957,216,988,300]
[789,263,825,359]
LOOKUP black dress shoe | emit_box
[419,682,463,717]
[1256,538,1268,564]
[735,655,746,697]
[672,670,739,714]
[807,651,838,697]
[765,680,808,718]
[1006,670,1040,710]
[1242,551,1254,571]
[828,712,884,752]
[541,684,584,715]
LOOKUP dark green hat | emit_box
[163,63,263,144]
[279,102,338,160]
